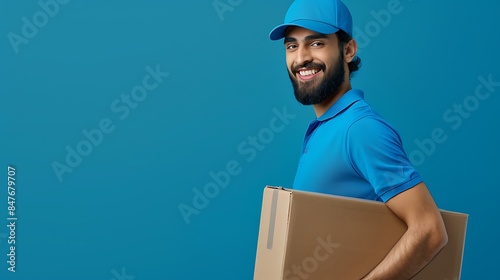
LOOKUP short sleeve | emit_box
[346,116,422,202]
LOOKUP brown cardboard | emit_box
[253,186,468,280]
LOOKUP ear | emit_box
[344,39,358,63]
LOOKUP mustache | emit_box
[292,62,326,74]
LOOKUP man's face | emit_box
[284,27,345,105]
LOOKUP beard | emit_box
[288,53,345,105]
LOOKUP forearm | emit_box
[361,226,447,280]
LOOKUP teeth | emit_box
[299,69,319,76]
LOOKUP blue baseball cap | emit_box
[269,0,353,41]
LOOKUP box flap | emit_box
[253,186,293,279]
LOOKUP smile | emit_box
[297,68,322,81]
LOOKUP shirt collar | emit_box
[317,89,364,122]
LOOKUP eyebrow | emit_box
[284,33,329,44]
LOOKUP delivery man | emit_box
[269,0,448,278]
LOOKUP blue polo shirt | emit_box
[293,89,422,202]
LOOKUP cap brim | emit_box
[269,20,340,40]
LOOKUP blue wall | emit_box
[1,0,498,279]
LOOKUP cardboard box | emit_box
[253,186,468,280]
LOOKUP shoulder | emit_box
[347,112,402,144]
[345,113,406,168]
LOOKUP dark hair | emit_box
[336,30,361,78]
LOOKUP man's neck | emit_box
[313,82,352,118]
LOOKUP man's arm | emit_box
[361,182,448,280]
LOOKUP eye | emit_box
[286,44,298,51]
[311,41,324,47]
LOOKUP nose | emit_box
[295,45,312,67]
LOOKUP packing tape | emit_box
[267,189,279,250]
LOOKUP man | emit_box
[269,0,448,279]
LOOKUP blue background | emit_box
[1,0,499,279]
